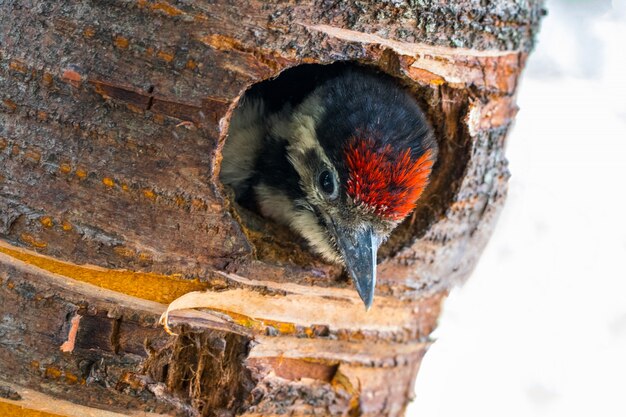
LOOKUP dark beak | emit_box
[330,222,380,310]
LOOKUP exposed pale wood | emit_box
[0,381,164,417]
[0,1,544,416]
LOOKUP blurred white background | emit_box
[408,0,626,416]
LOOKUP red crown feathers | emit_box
[344,137,434,221]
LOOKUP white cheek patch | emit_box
[289,208,341,264]
[255,184,341,264]
[254,184,296,226]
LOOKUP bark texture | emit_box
[0,1,544,416]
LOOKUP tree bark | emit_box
[0,1,544,416]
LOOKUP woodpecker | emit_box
[220,68,437,309]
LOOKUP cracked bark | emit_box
[0,1,544,416]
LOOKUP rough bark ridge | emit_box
[0,1,544,416]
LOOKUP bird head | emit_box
[276,71,437,309]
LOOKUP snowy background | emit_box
[408,0,626,416]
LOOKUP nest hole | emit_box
[217,61,468,276]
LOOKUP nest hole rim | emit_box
[213,60,471,282]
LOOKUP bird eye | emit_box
[318,170,336,198]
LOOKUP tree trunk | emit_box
[0,1,544,416]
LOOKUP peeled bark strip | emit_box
[0,1,544,416]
